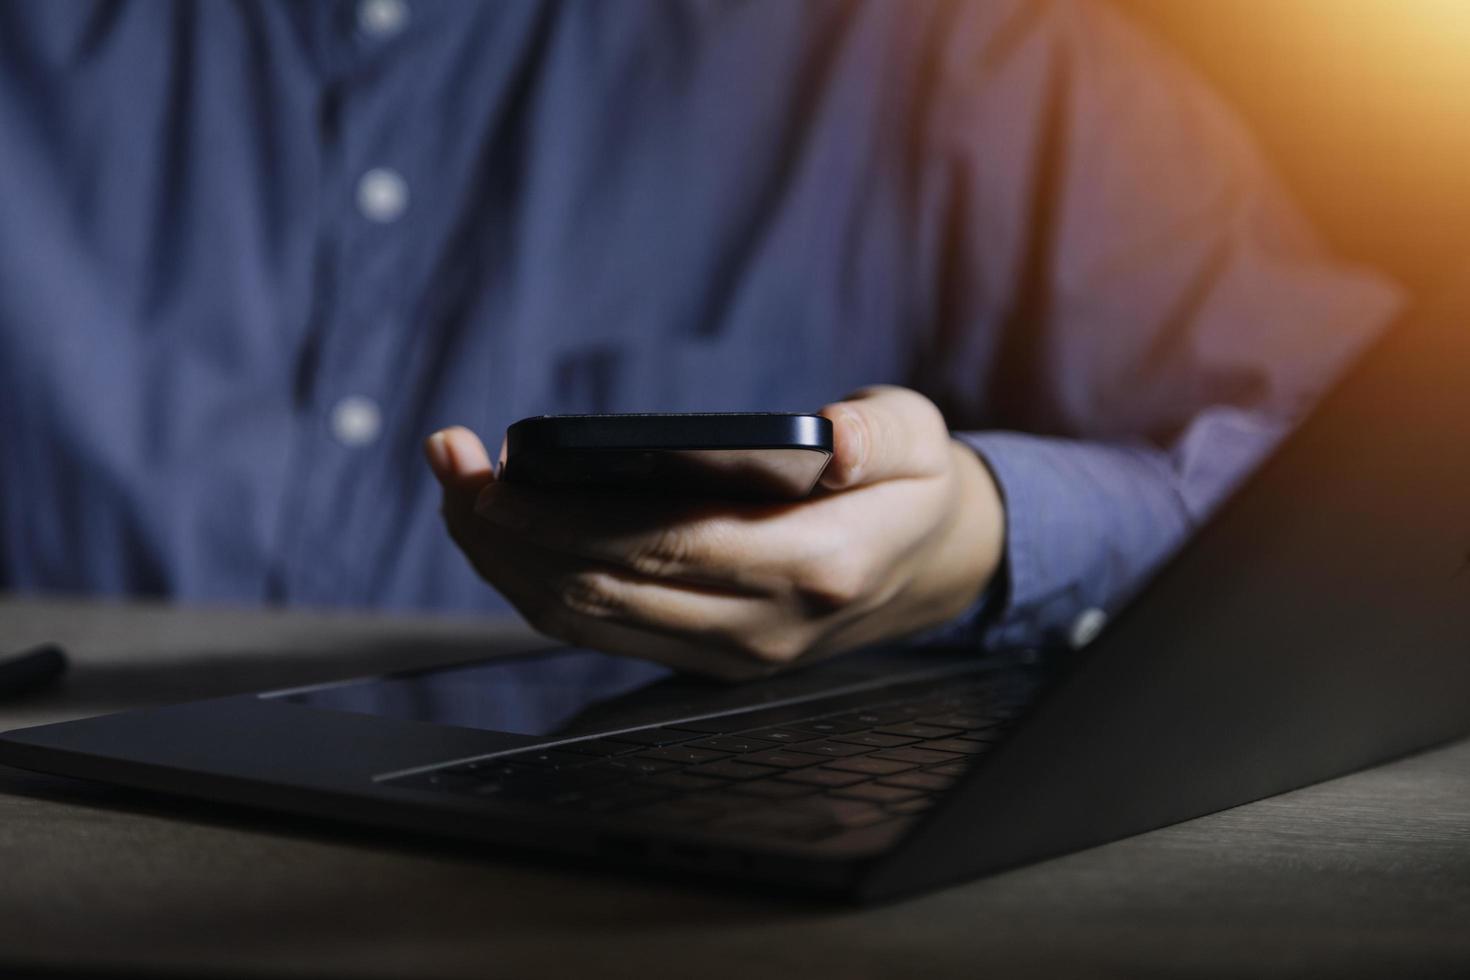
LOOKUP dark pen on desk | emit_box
[0,644,69,699]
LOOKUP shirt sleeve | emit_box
[904,0,1405,650]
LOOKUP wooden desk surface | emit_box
[2,596,1467,979]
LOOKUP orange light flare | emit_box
[1124,0,1470,283]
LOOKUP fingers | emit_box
[425,426,497,534]
[462,523,809,680]
[425,426,494,487]
[818,385,951,490]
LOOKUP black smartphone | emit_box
[501,412,834,500]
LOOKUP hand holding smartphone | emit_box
[428,387,1004,680]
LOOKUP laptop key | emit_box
[878,771,953,792]
[688,759,780,781]
[777,767,868,788]
[875,722,962,739]
[742,749,827,769]
[822,757,915,776]
[888,797,936,815]
[636,746,732,765]
[832,783,925,805]
[928,762,971,778]
[921,738,989,756]
[685,735,782,753]
[830,732,919,749]
[797,740,871,758]
[870,747,962,766]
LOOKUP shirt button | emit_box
[1068,607,1108,650]
[357,168,408,223]
[330,396,383,447]
[357,0,409,39]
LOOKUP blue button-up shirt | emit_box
[0,0,1400,650]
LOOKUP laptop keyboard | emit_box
[385,670,1032,844]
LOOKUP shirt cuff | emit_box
[951,431,1201,651]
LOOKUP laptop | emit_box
[5,293,1470,904]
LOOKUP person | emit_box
[0,0,1400,680]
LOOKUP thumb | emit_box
[424,426,497,531]
[818,386,951,490]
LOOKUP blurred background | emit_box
[1119,0,1470,296]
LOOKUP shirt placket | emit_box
[277,0,419,605]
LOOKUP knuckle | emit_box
[558,571,623,620]
[792,559,871,613]
[629,526,700,577]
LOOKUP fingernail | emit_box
[425,431,451,478]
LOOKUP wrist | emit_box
[905,440,1006,633]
